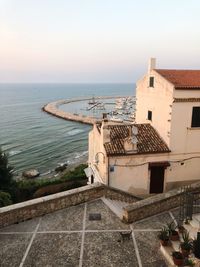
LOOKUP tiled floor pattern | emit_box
[0,199,171,267]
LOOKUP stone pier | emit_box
[42,96,124,125]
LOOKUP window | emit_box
[149,77,154,87]
[147,110,152,121]
[191,107,200,127]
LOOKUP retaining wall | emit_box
[123,181,200,223]
[0,183,137,228]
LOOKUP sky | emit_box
[0,0,200,83]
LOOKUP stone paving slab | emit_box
[0,234,32,267]
[38,204,84,231]
[134,231,167,267]
[83,232,139,267]
[0,199,170,266]
[0,217,40,232]
[23,233,81,267]
[133,212,172,229]
[85,199,129,230]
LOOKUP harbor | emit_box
[42,96,136,125]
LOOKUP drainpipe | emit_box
[107,156,110,186]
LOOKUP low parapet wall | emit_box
[123,181,200,223]
[1,181,200,228]
[0,183,105,228]
[0,183,138,228]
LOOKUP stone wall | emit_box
[1,181,200,228]
[104,186,141,203]
[0,183,139,228]
[123,181,200,223]
[0,183,105,228]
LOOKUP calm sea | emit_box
[0,83,135,176]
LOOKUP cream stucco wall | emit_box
[109,152,200,195]
[88,123,108,184]
[136,70,174,146]
[170,101,200,153]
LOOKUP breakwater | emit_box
[42,96,124,125]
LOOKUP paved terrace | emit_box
[0,198,183,267]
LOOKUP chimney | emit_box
[148,58,156,73]
[124,125,138,153]
[102,113,108,122]
[101,118,110,144]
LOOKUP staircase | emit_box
[160,213,200,266]
[101,197,129,219]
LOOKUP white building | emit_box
[88,59,200,195]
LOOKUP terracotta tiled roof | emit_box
[104,123,170,156]
[155,69,200,89]
[174,98,200,102]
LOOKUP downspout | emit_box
[107,156,110,186]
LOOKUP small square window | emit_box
[110,166,115,172]
[191,107,200,127]
[149,77,154,87]
[148,110,152,121]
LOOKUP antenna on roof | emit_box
[132,126,138,136]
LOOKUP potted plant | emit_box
[180,231,193,257]
[172,251,184,266]
[193,232,200,259]
[185,258,195,266]
[158,226,170,246]
[167,221,179,241]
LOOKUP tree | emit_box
[0,148,13,190]
[0,191,12,207]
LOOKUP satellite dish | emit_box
[132,136,138,144]
[132,126,138,135]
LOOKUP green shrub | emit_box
[15,164,88,202]
[0,148,14,190]
[60,164,87,181]
[0,191,12,207]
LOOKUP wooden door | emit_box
[150,166,165,193]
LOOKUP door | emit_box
[150,166,165,193]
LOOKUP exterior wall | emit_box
[88,123,108,184]
[170,91,200,153]
[136,70,174,146]
[170,102,200,153]
[109,152,200,195]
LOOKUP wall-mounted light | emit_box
[94,152,105,164]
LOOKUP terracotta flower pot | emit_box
[170,231,179,241]
[172,257,184,266]
[181,248,190,258]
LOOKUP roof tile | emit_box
[104,123,170,156]
[155,69,200,89]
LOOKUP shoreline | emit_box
[15,153,88,181]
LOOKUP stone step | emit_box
[183,223,198,240]
[190,217,200,230]
[160,245,175,267]
[101,197,128,219]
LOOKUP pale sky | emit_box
[0,0,200,83]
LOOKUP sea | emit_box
[0,83,135,176]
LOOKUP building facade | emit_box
[88,59,200,195]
